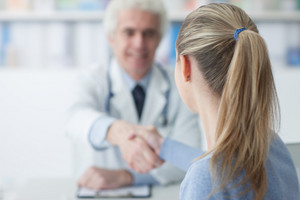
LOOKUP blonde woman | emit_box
[131,3,300,199]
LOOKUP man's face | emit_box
[109,9,161,81]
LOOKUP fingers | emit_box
[125,136,164,173]
[78,166,103,190]
[128,133,155,160]
[128,133,137,140]
[133,127,163,155]
[120,126,164,173]
[130,154,149,173]
[78,167,132,190]
[125,137,153,173]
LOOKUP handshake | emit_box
[78,120,166,190]
[124,124,165,173]
[111,120,165,174]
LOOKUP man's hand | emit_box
[106,120,163,173]
[77,167,133,190]
[129,125,164,156]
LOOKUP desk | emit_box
[16,178,180,200]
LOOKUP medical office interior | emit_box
[0,0,300,199]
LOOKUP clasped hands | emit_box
[126,125,165,173]
[108,120,164,173]
[78,121,164,190]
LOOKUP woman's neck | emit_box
[196,89,220,150]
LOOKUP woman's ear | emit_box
[179,55,191,82]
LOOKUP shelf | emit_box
[248,11,300,22]
[1,64,299,71]
[0,11,300,22]
[169,10,300,22]
[0,11,104,22]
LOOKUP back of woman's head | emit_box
[176,3,280,199]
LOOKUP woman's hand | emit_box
[129,126,164,160]
[106,121,163,173]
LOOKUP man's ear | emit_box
[179,55,191,82]
[108,34,114,47]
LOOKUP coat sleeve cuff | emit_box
[88,116,117,150]
[129,170,159,186]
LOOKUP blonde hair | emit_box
[176,3,280,199]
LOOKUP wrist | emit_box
[157,137,164,155]
[106,120,127,145]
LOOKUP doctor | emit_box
[66,0,202,190]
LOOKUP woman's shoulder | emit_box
[267,134,300,199]
[269,134,296,166]
[187,154,213,185]
[180,155,213,199]
[189,154,211,172]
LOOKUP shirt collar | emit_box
[117,63,153,92]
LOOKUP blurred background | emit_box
[0,0,300,199]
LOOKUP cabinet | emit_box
[0,10,300,68]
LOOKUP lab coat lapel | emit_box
[141,65,168,125]
[110,61,139,124]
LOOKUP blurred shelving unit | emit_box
[0,11,104,22]
[0,10,300,22]
[169,10,300,22]
[248,11,300,22]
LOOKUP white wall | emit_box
[0,66,300,187]
[0,69,78,190]
[274,68,300,143]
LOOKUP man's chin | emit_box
[130,61,149,70]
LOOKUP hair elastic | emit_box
[234,27,246,41]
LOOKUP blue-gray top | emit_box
[160,135,300,199]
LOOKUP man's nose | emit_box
[132,33,145,48]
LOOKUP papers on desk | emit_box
[77,185,151,198]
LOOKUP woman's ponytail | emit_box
[212,29,280,199]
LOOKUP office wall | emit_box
[0,69,77,191]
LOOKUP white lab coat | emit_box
[66,60,202,185]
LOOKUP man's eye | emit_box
[144,30,156,38]
[124,30,134,37]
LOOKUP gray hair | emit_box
[103,0,168,37]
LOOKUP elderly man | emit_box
[66,0,202,190]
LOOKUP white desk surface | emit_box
[16,178,180,200]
